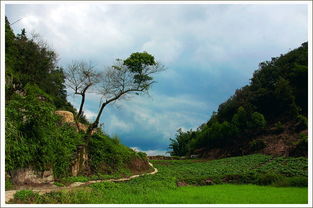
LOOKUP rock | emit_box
[71,145,89,176]
[55,110,75,123]
[177,181,188,187]
[11,168,54,185]
[204,178,214,185]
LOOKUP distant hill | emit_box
[169,42,308,158]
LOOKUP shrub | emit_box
[53,182,65,187]
[290,133,308,157]
[89,181,120,190]
[61,176,89,184]
[5,179,13,190]
[249,140,266,152]
[273,176,307,187]
[88,132,140,174]
[14,190,40,202]
[5,84,84,178]
[256,173,282,185]
[274,121,284,133]
[137,151,147,159]
[249,112,266,130]
[296,115,307,131]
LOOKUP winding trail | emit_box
[5,162,158,203]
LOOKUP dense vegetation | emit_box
[10,154,308,204]
[169,42,308,157]
[5,17,149,182]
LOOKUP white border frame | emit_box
[1,1,312,207]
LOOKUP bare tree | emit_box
[64,61,101,120]
[70,52,164,175]
[86,52,165,138]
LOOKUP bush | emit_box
[273,176,307,187]
[137,151,147,159]
[53,182,65,187]
[5,84,84,178]
[296,115,307,131]
[89,181,120,190]
[5,179,13,190]
[256,173,282,185]
[274,121,284,133]
[249,140,266,152]
[290,133,308,157]
[88,132,141,174]
[60,176,89,184]
[14,190,40,202]
[249,112,266,130]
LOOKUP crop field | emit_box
[10,154,308,204]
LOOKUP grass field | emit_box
[11,154,308,204]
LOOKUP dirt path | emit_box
[5,162,158,203]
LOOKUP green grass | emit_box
[154,184,308,204]
[10,154,308,204]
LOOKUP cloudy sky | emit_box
[5,2,308,155]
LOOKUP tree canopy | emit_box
[169,42,308,157]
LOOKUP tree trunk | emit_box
[85,102,107,140]
[77,93,85,119]
[71,144,89,176]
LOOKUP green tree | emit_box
[5,18,72,110]
[248,112,266,130]
[169,129,194,156]
[87,52,164,137]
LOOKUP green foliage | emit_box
[274,121,284,133]
[5,17,151,183]
[60,176,89,184]
[137,151,147,159]
[5,84,83,178]
[290,133,308,157]
[11,154,308,204]
[249,112,266,129]
[273,176,307,187]
[89,181,121,190]
[123,51,157,85]
[170,107,265,156]
[256,173,282,185]
[169,42,307,156]
[232,106,248,129]
[5,179,13,190]
[169,129,194,156]
[88,132,140,174]
[53,182,65,187]
[5,17,74,110]
[249,139,266,152]
[14,184,307,204]
[296,115,308,131]
[124,51,156,72]
[14,190,40,202]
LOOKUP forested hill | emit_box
[5,17,151,184]
[169,42,308,158]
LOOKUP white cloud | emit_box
[107,92,210,140]
[5,3,308,151]
[84,109,97,121]
[105,114,133,134]
[131,147,169,156]
[141,39,183,64]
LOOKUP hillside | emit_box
[169,42,308,158]
[5,17,151,188]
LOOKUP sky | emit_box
[5,2,308,155]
